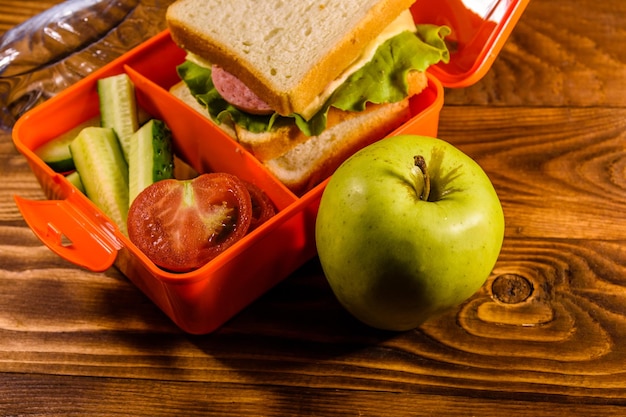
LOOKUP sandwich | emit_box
[166,0,450,195]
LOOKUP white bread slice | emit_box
[169,70,428,195]
[262,98,413,195]
[166,0,416,117]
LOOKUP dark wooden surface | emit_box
[3,0,626,415]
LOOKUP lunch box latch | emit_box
[14,194,121,272]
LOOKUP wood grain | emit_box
[0,0,65,33]
[3,0,626,415]
[444,0,626,107]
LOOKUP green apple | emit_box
[315,135,504,331]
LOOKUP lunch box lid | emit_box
[414,0,530,88]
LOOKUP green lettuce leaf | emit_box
[176,60,279,133]
[177,24,450,137]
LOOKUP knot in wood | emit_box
[491,274,533,304]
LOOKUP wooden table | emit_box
[2,0,626,415]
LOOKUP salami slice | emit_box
[211,65,274,115]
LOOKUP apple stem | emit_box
[414,155,430,201]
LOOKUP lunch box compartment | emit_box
[12,0,529,334]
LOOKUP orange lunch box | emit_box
[12,0,529,334]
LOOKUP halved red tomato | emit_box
[127,173,252,272]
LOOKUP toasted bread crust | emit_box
[166,0,415,116]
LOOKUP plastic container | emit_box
[12,0,529,334]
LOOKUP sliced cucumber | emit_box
[35,116,100,172]
[98,73,138,162]
[65,171,85,194]
[69,126,129,235]
[128,119,175,205]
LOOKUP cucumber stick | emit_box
[70,126,129,235]
[65,171,85,194]
[128,119,174,205]
[35,116,100,172]
[98,73,138,162]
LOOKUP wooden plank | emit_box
[0,1,65,34]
